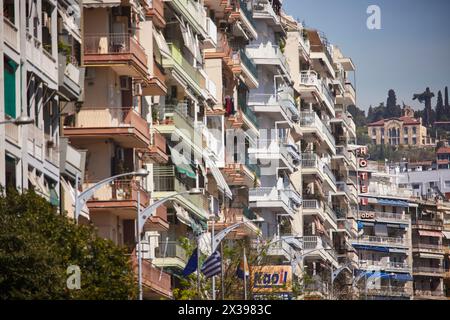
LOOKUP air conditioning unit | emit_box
[133,82,143,96]
[119,76,130,90]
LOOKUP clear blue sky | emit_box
[284,0,450,112]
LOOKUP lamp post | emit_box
[209,217,264,300]
[135,188,204,300]
[73,168,149,223]
[0,114,34,125]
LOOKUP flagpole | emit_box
[243,246,247,300]
[197,236,200,298]
[211,217,216,300]
[220,241,224,300]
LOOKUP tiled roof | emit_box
[367,116,420,126]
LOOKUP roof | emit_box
[367,116,420,127]
[437,147,450,154]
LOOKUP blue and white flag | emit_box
[201,250,222,278]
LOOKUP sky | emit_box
[283,0,450,112]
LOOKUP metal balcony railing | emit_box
[237,48,257,79]
[358,235,408,246]
[238,0,257,29]
[239,101,259,129]
[166,43,203,85]
[155,241,188,262]
[359,260,410,271]
[299,112,335,146]
[413,266,444,274]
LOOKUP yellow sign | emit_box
[250,265,292,293]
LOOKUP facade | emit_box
[367,106,431,147]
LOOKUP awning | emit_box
[169,146,196,179]
[353,244,389,252]
[83,0,121,8]
[173,203,192,227]
[418,230,442,237]
[153,28,171,59]
[419,252,444,259]
[365,271,412,282]
[442,231,450,239]
[61,177,89,220]
[57,5,81,43]
[377,198,409,207]
[203,151,232,199]
[387,223,408,229]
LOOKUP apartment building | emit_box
[411,199,449,300]
[355,160,414,300]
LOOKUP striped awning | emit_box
[203,151,232,199]
[168,146,196,179]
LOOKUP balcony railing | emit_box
[248,92,298,122]
[359,210,408,222]
[166,43,203,86]
[359,260,410,271]
[249,187,300,212]
[303,199,337,224]
[172,0,207,35]
[413,219,444,227]
[366,286,412,297]
[299,71,335,109]
[236,49,257,79]
[413,266,444,274]
[414,290,445,297]
[299,112,336,146]
[240,101,259,129]
[303,235,338,261]
[3,18,18,49]
[85,178,149,207]
[245,44,289,72]
[412,243,443,252]
[205,17,218,46]
[155,240,188,263]
[357,235,408,247]
[238,0,257,29]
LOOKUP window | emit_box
[372,128,376,136]
[412,184,420,190]
[404,137,408,144]
[5,155,17,191]
[4,57,17,118]
[445,181,450,188]
[412,137,417,145]
[412,127,417,134]
[404,127,408,134]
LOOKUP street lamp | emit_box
[73,168,149,223]
[0,114,34,125]
[135,187,204,300]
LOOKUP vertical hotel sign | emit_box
[250,265,292,293]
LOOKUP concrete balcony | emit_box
[366,286,412,299]
[221,162,260,188]
[299,71,335,116]
[299,112,336,154]
[412,243,444,255]
[167,0,208,38]
[333,146,357,169]
[63,107,150,148]
[85,179,150,219]
[146,0,166,29]
[3,18,18,51]
[248,139,301,173]
[204,17,218,49]
[412,219,444,230]
[267,236,297,259]
[45,134,60,168]
[4,117,20,146]
[131,251,173,299]
[245,44,290,76]
[144,128,169,164]
[301,153,337,192]
[252,0,283,31]
[359,260,411,273]
[302,199,337,229]
[413,266,445,277]
[144,61,168,96]
[163,43,205,96]
[344,82,356,105]
[358,210,409,224]
[249,187,301,217]
[152,166,209,221]
[58,54,82,101]
[153,240,188,271]
[229,0,258,40]
[231,49,259,89]
[353,235,409,249]
[248,90,299,125]
[213,207,261,238]
[83,33,149,81]
[334,181,358,204]
[330,110,356,140]
[153,103,204,154]
[414,290,446,300]
[303,235,339,267]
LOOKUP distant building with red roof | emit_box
[367,105,435,147]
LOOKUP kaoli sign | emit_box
[251,265,292,293]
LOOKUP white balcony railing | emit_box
[357,235,408,247]
[359,260,410,271]
[245,44,289,73]
[3,18,18,49]
[205,17,218,46]
[299,112,335,147]
[299,71,335,110]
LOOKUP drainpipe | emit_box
[19,0,28,191]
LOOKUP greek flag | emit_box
[201,250,222,278]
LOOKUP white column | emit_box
[0,0,6,187]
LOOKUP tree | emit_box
[445,86,449,116]
[347,104,366,127]
[0,189,136,300]
[435,90,445,121]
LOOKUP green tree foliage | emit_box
[347,104,366,127]
[0,189,136,300]
[385,89,402,118]
[435,90,446,121]
[368,144,435,162]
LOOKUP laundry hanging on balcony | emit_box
[168,146,196,179]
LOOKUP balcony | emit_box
[248,91,299,124]
[163,43,204,96]
[131,251,172,299]
[303,235,339,266]
[358,210,409,224]
[239,101,259,131]
[153,241,188,271]
[334,145,357,169]
[412,243,444,254]
[229,0,258,40]
[144,128,169,164]
[299,71,335,116]
[153,165,209,220]
[214,207,261,237]
[58,55,82,100]
[413,266,445,276]
[84,33,149,81]
[167,0,207,38]
[248,139,301,172]
[366,286,412,298]
[249,187,301,217]
[354,235,409,249]
[414,290,445,300]
[331,112,356,140]
[302,199,337,229]
[59,138,85,180]
[412,219,444,230]
[222,162,260,187]
[64,107,150,148]
[267,236,296,259]
[334,181,358,203]
[345,82,356,105]
[204,17,218,48]
[85,179,149,219]
[153,104,203,152]
[252,0,283,31]
[359,260,411,273]
[144,61,168,96]
[45,134,59,167]
[146,0,166,29]
[245,44,289,76]
[232,49,258,88]
[301,153,337,192]
[3,18,18,50]
[299,112,336,153]
[4,118,19,146]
